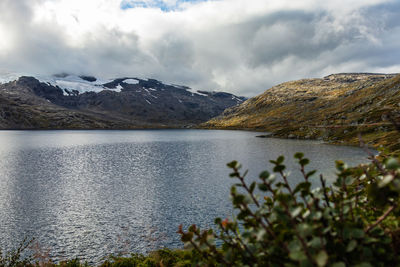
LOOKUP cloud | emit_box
[0,0,399,96]
[120,0,208,11]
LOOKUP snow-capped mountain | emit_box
[0,72,245,129]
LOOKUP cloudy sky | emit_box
[0,0,399,96]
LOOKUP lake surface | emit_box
[0,130,371,264]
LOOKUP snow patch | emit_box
[145,99,151,104]
[186,88,200,96]
[52,79,105,94]
[232,96,244,102]
[114,84,123,92]
[27,74,109,94]
[123,78,139,84]
[174,84,209,97]
[194,90,209,97]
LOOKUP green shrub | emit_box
[178,151,400,266]
[100,249,194,267]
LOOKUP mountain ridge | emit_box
[0,73,245,129]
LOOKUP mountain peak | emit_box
[0,73,245,129]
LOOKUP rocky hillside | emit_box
[204,73,400,152]
[0,74,245,129]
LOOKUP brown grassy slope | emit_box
[203,73,400,152]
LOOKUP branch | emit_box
[365,205,396,233]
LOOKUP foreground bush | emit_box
[178,151,400,266]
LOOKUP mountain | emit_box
[0,73,245,129]
[203,73,400,152]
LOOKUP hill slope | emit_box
[204,73,400,152]
[0,74,245,129]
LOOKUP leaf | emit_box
[277,155,285,164]
[227,161,238,169]
[335,160,347,171]
[302,210,311,219]
[297,223,312,237]
[221,218,229,229]
[352,229,365,239]
[314,250,328,267]
[343,205,350,215]
[294,152,304,159]
[343,227,352,240]
[346,240,357,252]
[331,263,346,267]
[258,183,268,191]
[354,263,373,267]
[345,177,355,186]
[256,229,266,241]
[306,170,317,178]
[273,165,286,172]
[249,182,256,193]
[289,251,307,261]
[378,174,394,188]
[312,211,322,220]
[288,239,302,252]
[386,157,400,170]
[267,175,276,184]
[291,207,303,218]
[232,194,246,205]
[294,182,311,194]
[259,171,270,179]
[181,232,193,242]
[309,237,323,249]
[229,172,239,178]
[300,158,310,166]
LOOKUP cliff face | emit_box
[204,73,400,151]
[0,75,245,129]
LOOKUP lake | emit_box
[0,129,371,264]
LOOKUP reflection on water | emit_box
[0,130,370,264]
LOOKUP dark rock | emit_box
[79,75,97,82]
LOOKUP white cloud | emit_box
[0,0,399,96]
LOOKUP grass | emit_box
[1,244,193,267]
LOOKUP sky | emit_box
[0,0,399,96]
